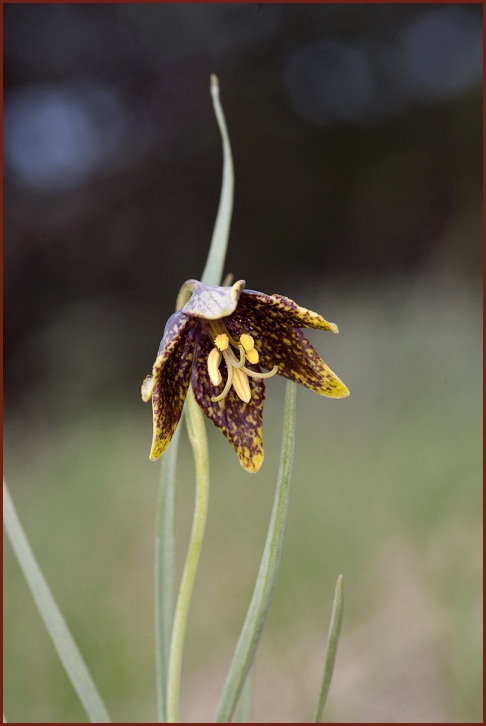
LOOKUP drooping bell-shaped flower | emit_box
[142,279,349,473]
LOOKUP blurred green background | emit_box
[4,3,482,723]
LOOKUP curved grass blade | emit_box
[313,575,344,723]
[215,381,297,722]
[3,480,111,723]
[201,74,234,287]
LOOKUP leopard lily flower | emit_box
[141,279,349,473]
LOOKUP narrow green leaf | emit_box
[155,425,181,722]
[201,74,234,287]
[3,480,111,723]
[313,575,345,723]
[215,381,297,723]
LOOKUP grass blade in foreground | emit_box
[155,426,181,722]
[313,574,344,723]
[3,480,111,723]
[215,381,297,723]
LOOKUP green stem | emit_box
[3,480,111,723]
[166,388,209,723]
[313,575,345,723]
[215,381,297,723]
[155,425,181,722]
[233,667,254,723]
[156,74,232,723]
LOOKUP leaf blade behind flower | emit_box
[215,381,297,722]
[201,75,234,288]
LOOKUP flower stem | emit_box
[233,666,254,723]
[313,575,345,722]
[159,74,232,722]
[155,425,181,722]
[166,388,209,723]
[215,381,297,722]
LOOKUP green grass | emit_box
[4,277,481,722]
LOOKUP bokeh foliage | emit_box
[4,278,481,722]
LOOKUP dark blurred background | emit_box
[4,4,482,723]
[4,2,482,417]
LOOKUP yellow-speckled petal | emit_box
[227,318,349,398]
[191,332,265,473]
[141,310,192,403]
[237,290,339,332]
[147,324,198,461]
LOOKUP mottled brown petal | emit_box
[141,310,193,402]
[191,331,265,473]
[237,290,339,332]
[227,317,349,398]
[148,323,198,460]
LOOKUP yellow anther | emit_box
[231,368,251,403]
[246,347,259,365]
[240,333,255,351]
[207,347,222,386]
[214,333,229,351]
[206,325,275,404]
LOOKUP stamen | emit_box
[223,346,245,369]
[211,364,234,402]
[231,368,251,403]
[240,333,255,351]
[241,364,279,380]
[205,322,278,404]
[227,331,241,348]
[214,333,229,351]
[207,347,222,386]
